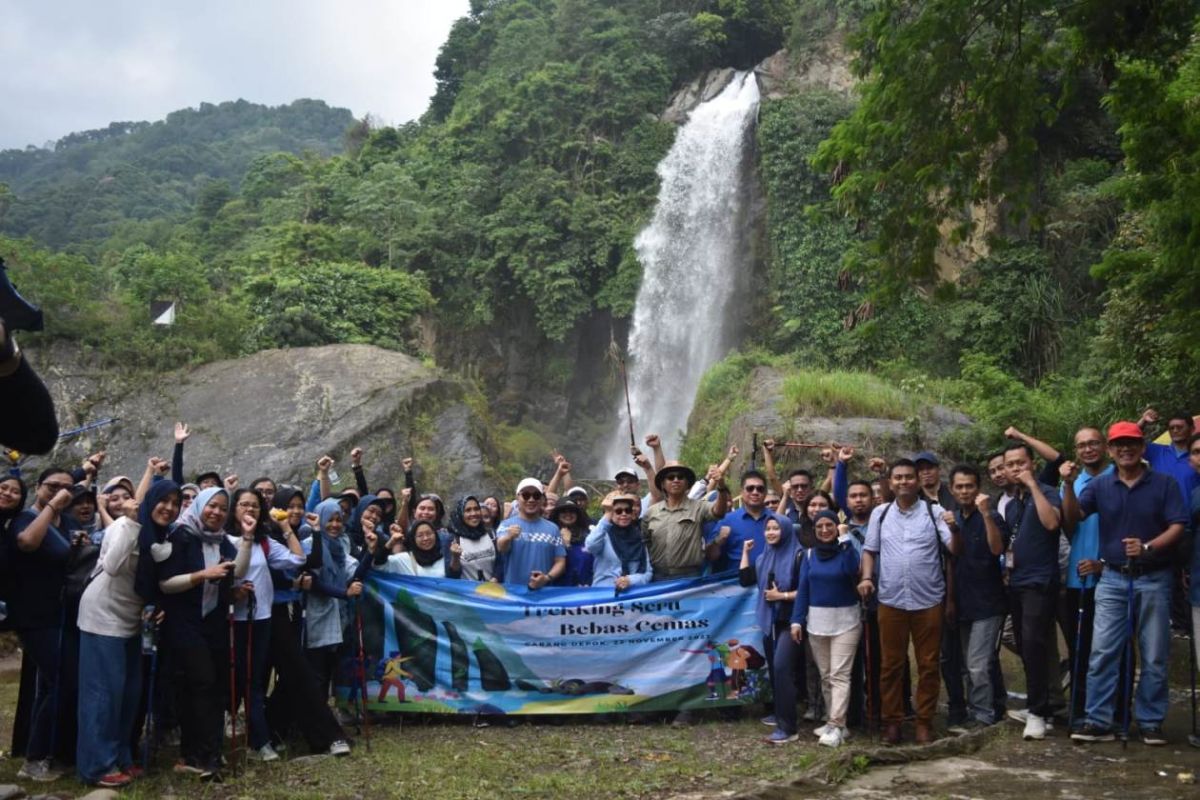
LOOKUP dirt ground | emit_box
[0,646,1196,800]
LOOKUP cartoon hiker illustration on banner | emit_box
[681,640,730,700]
[378,651,413,703]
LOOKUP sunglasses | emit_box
[662,473,688,482]
[519,491,543,501]
[612,507,635,515]
[743,485,766,493]
[791,483,811,491]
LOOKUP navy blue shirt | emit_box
[1005,482,1062,589]
[952,508,1009,621]
[1078,468,1188,568]
[4,509,71,629]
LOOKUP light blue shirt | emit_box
[864,499,954,611]
[1065,464,1113,589]
[584,517,653,587]
[498,516,565,585]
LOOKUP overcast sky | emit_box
[0,0,472,150]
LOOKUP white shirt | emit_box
[226,535,305,621]
[78,517,143,637]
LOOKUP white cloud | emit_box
[0,0,471,149]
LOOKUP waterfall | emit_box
[604,71,760,474]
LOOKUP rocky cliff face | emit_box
[25,343,488,496]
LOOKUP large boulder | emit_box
[26,343,488,497]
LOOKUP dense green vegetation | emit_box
[5,0,1198,459]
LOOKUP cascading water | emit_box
[604,71,760,474]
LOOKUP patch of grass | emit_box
[778,370,921,420]
[680,349,771,467]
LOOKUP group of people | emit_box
[1,409,1198,788]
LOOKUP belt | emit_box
[1103,560,1167,578]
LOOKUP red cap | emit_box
[1106,421,1143,443]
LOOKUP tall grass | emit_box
[778,370,919,419]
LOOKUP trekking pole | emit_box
[245,590,256,766]
[1067,578,1091,733]
[861,602,873,742]
[1189,607,1198,747]
[1122,571,1134,749]
[227,598,238,769]
[141,608,159,771]
[355,597,372,751]
[619,358,635,449]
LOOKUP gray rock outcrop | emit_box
[27,343,489,497]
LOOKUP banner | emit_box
[337,572,769,716]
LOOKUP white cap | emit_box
[565,486,588,500]
[515,477,544,495]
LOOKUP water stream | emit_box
[603,71,760,474]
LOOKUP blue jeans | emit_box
[76,632,142,782]
[958,615,1003,724]
[234,619,272,750]
[1084,568,1172,729]
[17,627,61,761]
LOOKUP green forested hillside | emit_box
[3,0,1198,451]
[0,99,354,251]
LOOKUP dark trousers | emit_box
[11,649,35,757]
[940,619,967,724]
[1011,584,1058,718]
[16,627,62,761]
[266,604,343,752]
[762,626,801,735]
[173,641,227,770]
[233,618,272,751]
[306,644,340,702]
[1064,587,1096,721]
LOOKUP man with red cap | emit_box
[1062,421,1188,745]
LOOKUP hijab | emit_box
[812,509,842,560]
[176,486,228,546]
[753,514,800,635]
[134,479,181,602]
[405,520,443,568]
[448,495,491,542]
[606,505,647,577]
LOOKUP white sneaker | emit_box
[17,758,61,782]
[328,739,351,757]
[1022,713,1047,741]
[818,727,845,748]
[1008,709,1054,730]
[251,743,280,762]
[813,723,833,737]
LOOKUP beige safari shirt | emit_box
[641,497,717,577]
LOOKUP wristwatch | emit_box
[1141,542,1154,555]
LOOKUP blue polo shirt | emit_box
[717,507,792,569]
[953,507,1009,621]
[1077,469,1188,568]
[1146,442,1198,499]
[1065,464,1113,589]
[1190,486,1200,605]
[499,517,566,585]
[1005,482,1062,589]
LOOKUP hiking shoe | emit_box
[97,771,133,788]
[1008,709,1054,730]
[1140,727,1167,746]
[802,707,818,722]
[17,759,61,782]
[124,765,144,780]
[328,739,351,757]
[760,714,777,727]
[251,743,280,762]
[1071,723,1115,743]
[813,723,834,737]
[818,727,845,748]
[949,719,987,735]
[1022,713,1047,741]
[174,759,206,775]
[765,728,799,745]
[199,767,222,783]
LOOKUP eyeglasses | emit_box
[519,491,543,501]
[41,482,73,492]
[743,485,766,494]
[791,483,811,491]
[236,501,259,510]
[1075,441,1103,450]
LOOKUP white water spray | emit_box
[604,71,760,474]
